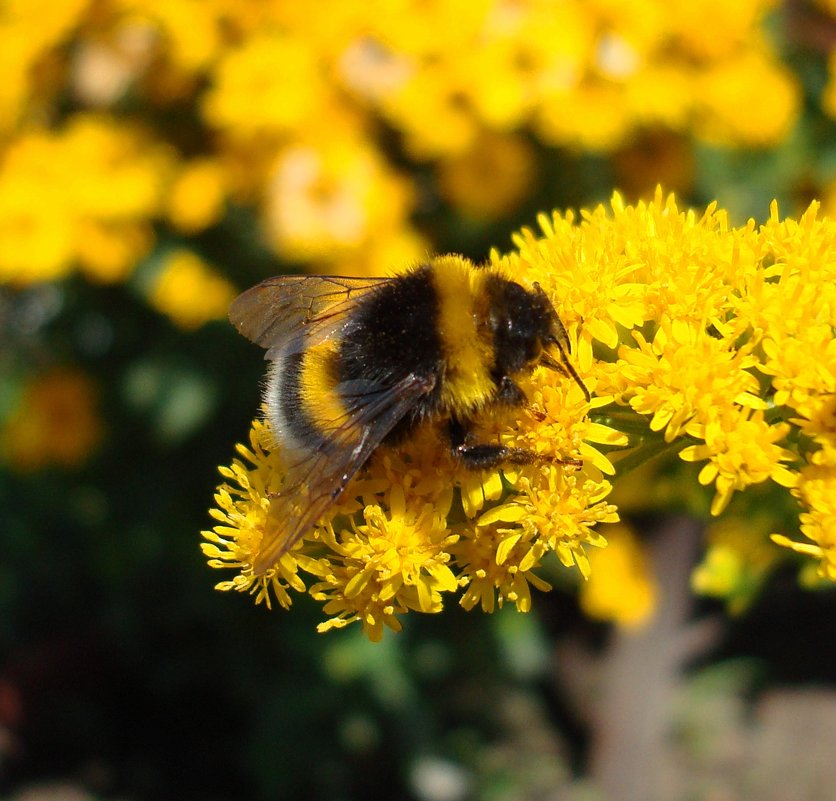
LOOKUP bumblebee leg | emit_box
[449,417,581,469]
[494,375,550,422]
[455,441,542,468]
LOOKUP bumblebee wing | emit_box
[252,371,436,575]
[229,275,392,352]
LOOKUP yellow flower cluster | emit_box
[204,377,620,640]
[0,116,171,284]
[204,191,835,638]
[0,0,802,296]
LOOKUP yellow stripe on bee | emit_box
[430,255,496,416]
[298,341,352,436]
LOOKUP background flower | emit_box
[2,2,835,800]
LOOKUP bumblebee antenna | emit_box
[532,283,591,403]
[541,348,591,403]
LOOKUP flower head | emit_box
[313,485,459,641]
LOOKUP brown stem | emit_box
[587,515,719,801]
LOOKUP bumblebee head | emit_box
[488,278,590,402]
[487,279,554,371]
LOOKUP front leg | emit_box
[448,417,581,470]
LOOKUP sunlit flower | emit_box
[454,508,552,615]
[205,190,836,637]
[201,419,330,610]
[618,321,765,444]
[681,408,796,516]
[313,485,459,641]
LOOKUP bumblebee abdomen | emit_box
[266,343,351,455]
[336,267,444,431]
[338,269,440,382]
[339,259,497,420]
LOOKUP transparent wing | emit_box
[229,275,392,352]
[252,371,436,574]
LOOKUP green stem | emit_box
[606,436,690,478]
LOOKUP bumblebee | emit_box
[230,255,589,574]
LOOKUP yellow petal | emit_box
[496,533,522,565]
[478,503,528,526]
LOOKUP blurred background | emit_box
[1,1,835,799]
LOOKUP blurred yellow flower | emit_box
[0,0,89,129]
[438,132,535,220]
[695,50,800,146]
[2,369,102,471]
[202,33,327,139]
[205,191,836,637]
[0,0,811,297]
[376,62,480,159]
[824,52,836,119]
[580,523,657,627]
[166,159,227,234]
[76,220,154,284]
[666,0,772,61]
[148,249,236,330]
[119,0,221,73]
[0,115,172,285]
[693,516,781,613]
[537,81,633,152]
[262,134,414,265]
[330,226,431,278]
